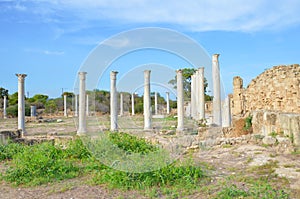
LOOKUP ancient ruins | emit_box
[0,55,299,152]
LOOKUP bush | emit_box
[6,104,30,117]
[3,142,80,186]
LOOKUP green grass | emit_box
[0,132,207,198]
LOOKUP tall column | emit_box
[77,72,87,135]
[131,93,135,116]
[191,74,196,119]
[74,94,78,117]
[3,96,7,119]
[120,93,124,116]
[195,71,199,120]
[154,92,158,115]
[144,70,152,130]
[222,96,231,127]
[64,94,67,117]
[166,92,170,115]
[198,67,205,120]
[86,94,89,116]
[110,71,118,131]
[212,54,222,126]
[176,70,184,132]
[16,74,27,136]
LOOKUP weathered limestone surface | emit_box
[252,110,300,148]
[232,64,300,115]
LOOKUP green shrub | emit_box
[6,104,30,117]
[4,142,80,186]
[92,161,205,190]
[109,132,158,155]
[244,116,252,130]
[0,143,25,161]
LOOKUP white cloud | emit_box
[9,0,300,32]
[24,48,64,55]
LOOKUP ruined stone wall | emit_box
[252,110,300,148]
[232,64,300,115]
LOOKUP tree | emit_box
[9,92,18,106]
[0,87,9,107]
[27,94,49,109]
[168,68,211,101]
[0,87,8,98]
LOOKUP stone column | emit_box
[222,96,231,127]
[16,74,27,136]
[3,96,7,119]
[154,92,158,115]
[191,74,196,119]
[166,92,170,115]
[110,71,118,131]
[176,70,184,131]
[30,105,36,117]
[86,94,89,116]
[144,70,152,130]
[120,93,124,116]
[195,70,199,120]
[212,54,222,126]
[198,67,205,120]
[64,94,67,117]
[77,72,87,135]
[74,94,78,117]
[131,93,135,116]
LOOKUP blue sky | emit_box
[0,0,300,99]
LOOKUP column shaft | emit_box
[110,71,118,131]
[74,94,78,117]
[154,92,158,115]
[77,72,87,135]
[177,70,184,131]
[64,94,67,117]
[166,92,170,115]
[3,96,7,119]
[86,94,89,116]
[131,93,135,115]
[212,54,222,126]
[16,74,27,136]
[120,93,124,116]
[144,70,152,130]
[198,67,205,120]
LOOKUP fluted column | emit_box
[16,74,27,136]
[176,70,184,132]
[212,54,222,126]
[110,71,118,131]
[144,70,152,130]
[77,72,87,135]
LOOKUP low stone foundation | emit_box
[252,110,300,148]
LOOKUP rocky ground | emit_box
[0,116,300,198]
